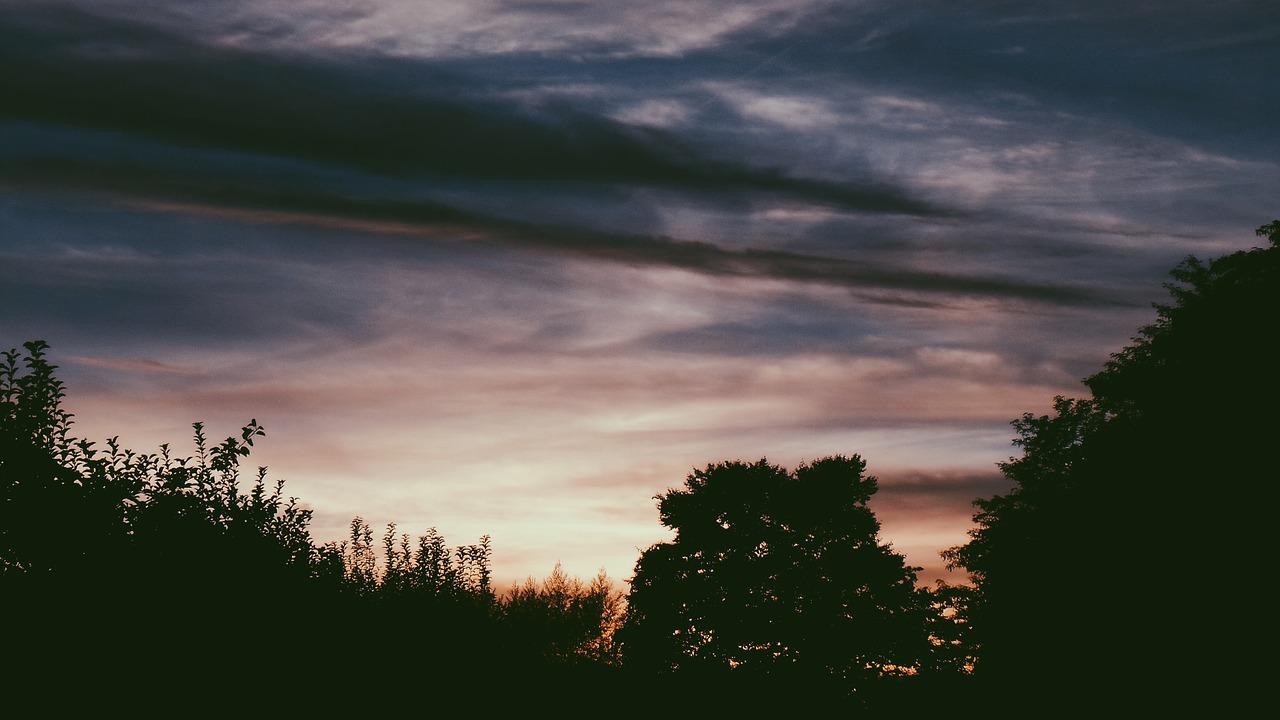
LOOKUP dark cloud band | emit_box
[0,4,940,215]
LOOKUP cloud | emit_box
[609,99,696,128]
[733,94,843,131]
[1,128,1120,309]
[874,470,1014,512]
[44,0,832,59]
[68,356,200,376]
[767,0,1280,159]
[0,5,939,216]
[871,469,1015,582]
[164,198,1126,307]
[7,0,1267,308]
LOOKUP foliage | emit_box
[919,581,978,676]
[500,562,625,665]
[324,517,495,605]
[1,341,317,595]
[620,456,932,687]
[944,221,1280,697]
[2,340,128,577]
[1,338,651,696]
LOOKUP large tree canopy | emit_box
[620,456,930,687]
[945,222,1279,704]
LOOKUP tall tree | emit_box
[620,456,930,689]
[945,221,1280,705]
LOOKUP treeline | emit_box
[1,342,625,702]
[1,338,972,704]
[3,221,1276,708]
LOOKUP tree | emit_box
[500,563,624,665]
[620,456,931,689]
[919,581,978,677]
[944,221,1280,704]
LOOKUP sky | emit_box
[2,0,1277,591]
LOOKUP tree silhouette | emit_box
[2,341,132,579]
[2,339,652,705]
[500,563,624,666]
[945,221,1280,705]
[3,343,310,595]
[0,340,345,699]
[620,456,931,692]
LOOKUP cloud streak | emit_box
[1,141,1118,308]
[0,4,938,215]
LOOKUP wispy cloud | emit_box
[1,128,1118,307]
[121,195,1121,307]
[68,356,200,376]
[0,5,937,214]
[44,0,833,58]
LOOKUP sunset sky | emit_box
[3,0,1276,590]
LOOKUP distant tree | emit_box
[327,517,495,606]
[500,563,624,665]
[944,221,1280,703]
[620,456,931,689]
[919,581,978,677]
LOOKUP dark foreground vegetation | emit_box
[3,222,1275,710]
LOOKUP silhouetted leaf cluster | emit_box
[2,342,313,602]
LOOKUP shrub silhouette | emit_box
[1,341,634,701]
